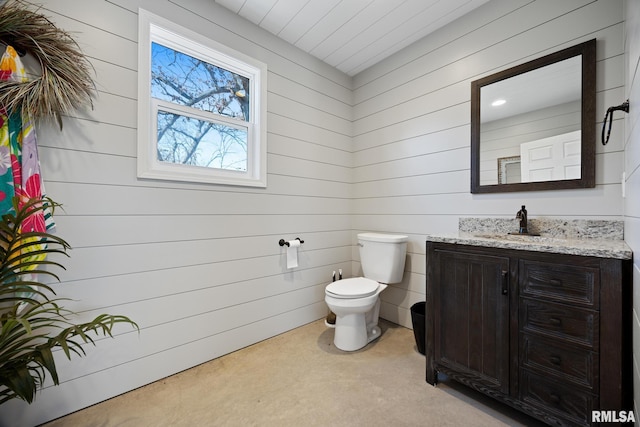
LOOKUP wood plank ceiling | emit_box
[214,0,490,76]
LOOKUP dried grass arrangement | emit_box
[0,0,95,127]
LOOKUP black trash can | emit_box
[410,301,426,355]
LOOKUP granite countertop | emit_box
[426,218,633,260]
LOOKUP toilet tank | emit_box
[358,233,408,284]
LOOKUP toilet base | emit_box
[332,317,383,351]
[325,283,387,352]
[330,299,384,351]
[368,325,381,342]
[333,312,368,351]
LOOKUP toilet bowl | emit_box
[325,278,388,351]
[324,233,409,351]
[324,232,408,352]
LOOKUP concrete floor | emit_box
[42,319,545,426]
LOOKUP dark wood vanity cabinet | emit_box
[429,249,511,393]
[426,241,632,426]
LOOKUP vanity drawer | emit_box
[520,370,596,426]
[520,259,598,307]
[520,298,598,349]
[521,334,597,390]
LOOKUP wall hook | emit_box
[279,237,304,247]
[602,100,629,145]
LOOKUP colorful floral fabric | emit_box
[0,45,55,286]
[0,45,54,233]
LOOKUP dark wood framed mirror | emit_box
[471,39,596,194]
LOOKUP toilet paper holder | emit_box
[279,237,304,247]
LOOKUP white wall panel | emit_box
[354,0,613,101]
[45,15,139,72]
[89,58,138,99]
[625,92,640,172]
[269,134,351,168]
[353,0,627,329]
[43,182,351,216]
[354,147,468,182]
[41,0,140,41]
[4,1,636,425]
[354,187,623,217]
[354,170,469,198]
[624,0,640,416]
[2,1,353,425]
[266,175,352,198]
[268,92,351,136]
[38,119,137,157]
[353,214,460,236]
[353,125,469,167]
[353,104,470,151]
[268,154,351,183]
[268,72,351,119]
[268,112,352,151]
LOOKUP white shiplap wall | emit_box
[352,0,627,327]
[2,0,634,425]
[2,0,353,426]
[624,0,640,418]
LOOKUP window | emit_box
[137,9,267,187]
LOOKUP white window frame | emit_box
[137,9,267,187]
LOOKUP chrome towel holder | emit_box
[279,237,304,247]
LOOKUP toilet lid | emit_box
[326,277,379,299]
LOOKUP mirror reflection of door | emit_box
[520,130,581,182]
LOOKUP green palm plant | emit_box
[0,197,138,404]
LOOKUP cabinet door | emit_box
[431,248,510,393]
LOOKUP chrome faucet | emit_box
[516,205,528,234]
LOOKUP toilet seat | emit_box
[325,277,379,299]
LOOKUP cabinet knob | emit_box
[549,317,562,326]
[549,355,561,365]
[549,394,561,404]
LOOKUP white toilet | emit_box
[325,232,408,351]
